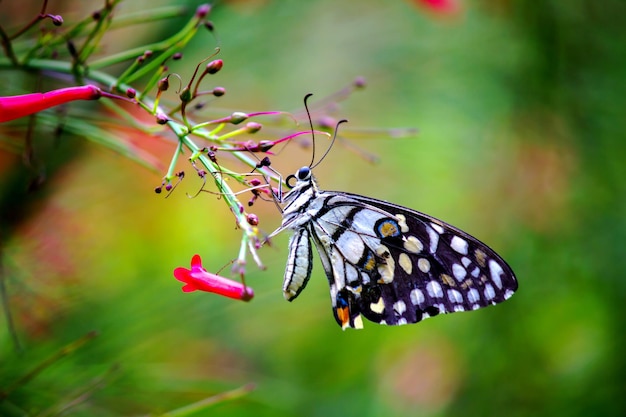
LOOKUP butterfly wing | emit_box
[307,191,517,329]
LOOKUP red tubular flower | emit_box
[415,0,459,14]
[173,255,254,301]
[0,85,102,123]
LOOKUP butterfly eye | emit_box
[297,166,311,181]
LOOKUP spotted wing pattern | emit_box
[277,167,517,330]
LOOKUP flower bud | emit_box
[196,4,211,18]
[247,213,259,226]
[246,122,262,133]
[257,156,271,168]
[230,112,248,124]
[156,113,169,124]
[179,86,192,103]
[258,141,274,152]
[158,77,169,92]
[212,87,225,96]
[50,15,64,26]
[353,76,366,88]
[206,59,223,74]
[318,116,336,129]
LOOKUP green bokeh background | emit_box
[1,0,624,416]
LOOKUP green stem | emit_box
[108,6,188,29]
[0,249,22,353]
[158,383,256,417]
[165,139,184,180]
[89,10,203,73]
[0,331,98,400]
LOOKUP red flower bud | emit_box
[247,213,259,226]
[206,59,223,74]
[196,4,211,18]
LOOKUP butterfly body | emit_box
[274,166,517,330]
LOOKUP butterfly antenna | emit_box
[303,93,316,167]
[310,119,348,170]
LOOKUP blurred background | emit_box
[1,0,624,416]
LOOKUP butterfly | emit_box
[271,165,518,330]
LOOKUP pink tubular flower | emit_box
[173,255,254,301]
[415,0,459,14]
[0,86,101,123]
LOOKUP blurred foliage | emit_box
[1,0,625,416]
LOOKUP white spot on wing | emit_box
[398,253,413,274]
[489,260,504,289]
[395,214,409,233]
[447,289,464,304]
[467,288,480,304]
[484,283,496,301]
[452,263,467,281]
[403,236,423,253]
[426,280,443,298]
[427,226,440,254]
[376,245,395,284]
[393,300,407,315]
[410,288,425,305]
[418,258,431,273]
[370,297,385,314]
[430,222,444,234]
[451,236,469,254]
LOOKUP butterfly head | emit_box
[285,166,314,189]
[281,166,319,208]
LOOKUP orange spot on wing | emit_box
[336,306,350,327]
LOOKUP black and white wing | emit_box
[305,191,517,329]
